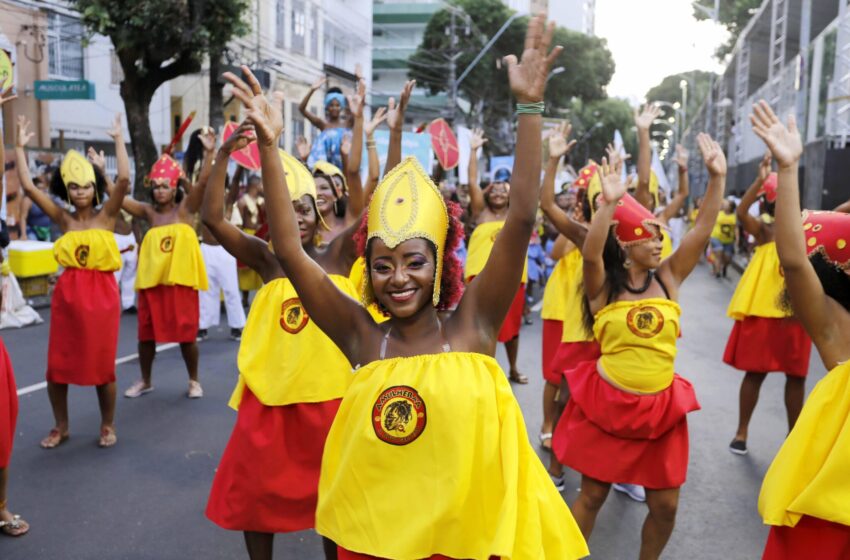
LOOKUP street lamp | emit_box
[547,67,566,82]
[679,79,689,128]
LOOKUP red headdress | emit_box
[611,193,666,247]
[760,172,778,203]
[802,210,850,269]
[574,160,599,191]
[147,154,184,189]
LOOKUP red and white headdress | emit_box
[759,172,778,203]
[611,193,666,247]
[802,210,850,269]
[148,154,184,189]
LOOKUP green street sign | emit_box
[34,80,95,100]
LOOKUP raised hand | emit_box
[341,132,352,157]
[16,115,34,147]
[199,126,217,153]
[604,142,630,172]
[311,77,327,91]
[599,156,626,203]
[295,135,310,161]
[674,144,689,170]
[697,132,727,177]
[387,80,415,131]
[548,121,575,159]
[750,100,801,169]
[220,121,255,155]
[634,104,662,131]
[364,106,387,137]
[504,15,563,104]
[0,85,17,107]
[758,151,772,182]
[86,146,107,172]
[106,113,122,140]
[470,128,488,151]
[348,78,367,119]
[223,66,284,147]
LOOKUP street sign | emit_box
[34,80,95,100]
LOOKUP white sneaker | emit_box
[613,483,646,503]
[550,474,566,492]
[124,381,154,398]
[187,380,204,399]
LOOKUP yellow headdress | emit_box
[366,157,449,306]
[313,160,348,194]
[279,148,329,230]
[60,150,96,187]
[574,160,602,216]
[649,171,661,208]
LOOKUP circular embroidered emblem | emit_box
[372,385,427,446]
[626,305,664,338]
[279,297,309,334]
[160,236,174,253]
[74,244,90,267]
[489,226,503,242]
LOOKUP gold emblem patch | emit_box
[372,385,427,446]
[160,236,174,253]
[626,305,664,338]
[280,297,309,334]
[74,245,90,267]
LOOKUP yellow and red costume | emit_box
[540,254,568,384]
[321,158,588,559]
[759,211,850,558]
[0,337,17,469]
[723,239,811,376]
[47,229,121,385]
[465,221,527,342]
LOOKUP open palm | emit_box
[548,121,575,159]
[697,132,727,177]
[223,66,284,146]
[505,15,563,104]
[750,100,802,168]
[600,156,626,203]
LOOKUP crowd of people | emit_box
[0,13,848,560]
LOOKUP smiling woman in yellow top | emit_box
[224,18,589,558]
[553,134,726,559]
[14,114,129,449]
[116,130,217,400]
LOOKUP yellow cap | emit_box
[649,170,660,208]
[366,157,449,307]
[60,150,96,187]
[279,148,329,230]
[579,161,602,217]
[313,160,348,194]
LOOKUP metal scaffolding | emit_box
[828,0,850,147]
[769,0,790,107]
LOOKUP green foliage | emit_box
[409,0,614,132]
[692,0,762,61]
[645,70,716,129]
[561,97,636,168]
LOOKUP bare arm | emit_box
[660,144,690,222]
[835,198,850,213]
[633,104,661,210]
[299,78,328,130]
[364,107,387,201]
[467,128,487,219]
[344,80,367,220]
[540,122,585,246]
[14,117,66,227]
[225,66,369,362]
[384,80,414,177]
[182,128,216,215]
[582,158,625,307]
[736,155,771,240]
[0,87,16,179]
[101,114,130,218]
[662,133,726,285]
[458,16,563,338]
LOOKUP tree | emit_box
[72,0,250,187]
[562,97,636,169]
[645,70,716,130]
[408,0,614,150]
[693,0,761,61]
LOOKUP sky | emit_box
[595,0,730,103]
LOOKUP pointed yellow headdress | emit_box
[313,160,348,194]
[60,150,96,187]
[575,160,602,216]
[366,157,449,306]
[279,148,329,230]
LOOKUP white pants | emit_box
[199,243,246,330]
[113,232,138,310]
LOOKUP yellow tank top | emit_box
[541,255,570,320]
[316,352,588,560]
[54,229,121,272]
[464,221,528,284]
[711,212,736,244]
[561,249,593,343]
[759,362,850,528]
[228,276,355,408]
[135,223,208,290]
[660,231,673,260]
[595,298,681,394]
[727,242,788,320]
[348,256,389,323]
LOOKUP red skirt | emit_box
[549,340,602,384]
[339,548,499,560]
[137,285,199,343]
[498,283,525,343]
[206,387,341,533]
[0,338,18,468]
[763,516,850,560]
[47,268,120,386]
[552,360,701,489]
[723,316,812,377]
[541,320,562,384]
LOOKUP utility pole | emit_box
[447,9,460,123]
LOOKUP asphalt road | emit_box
[0,263,827,560]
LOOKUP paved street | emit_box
[0,262,827,560]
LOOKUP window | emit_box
[110,50,123,85]
[291,0,306,54]
[276,0,286,47]
[333,45,346,68]
[290,102,306,148]
[48,13,84,79]
[310,5,318,59]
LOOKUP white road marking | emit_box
[16,342,181,396]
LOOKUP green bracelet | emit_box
[516,101,545,115]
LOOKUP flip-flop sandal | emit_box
[98,427,118,448]
[539,432,553,451]
[0,515,29,537]
[40,429,69,450]
[509,372,529,384]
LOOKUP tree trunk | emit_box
[208,50,225,132]
[120,78,158,195]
